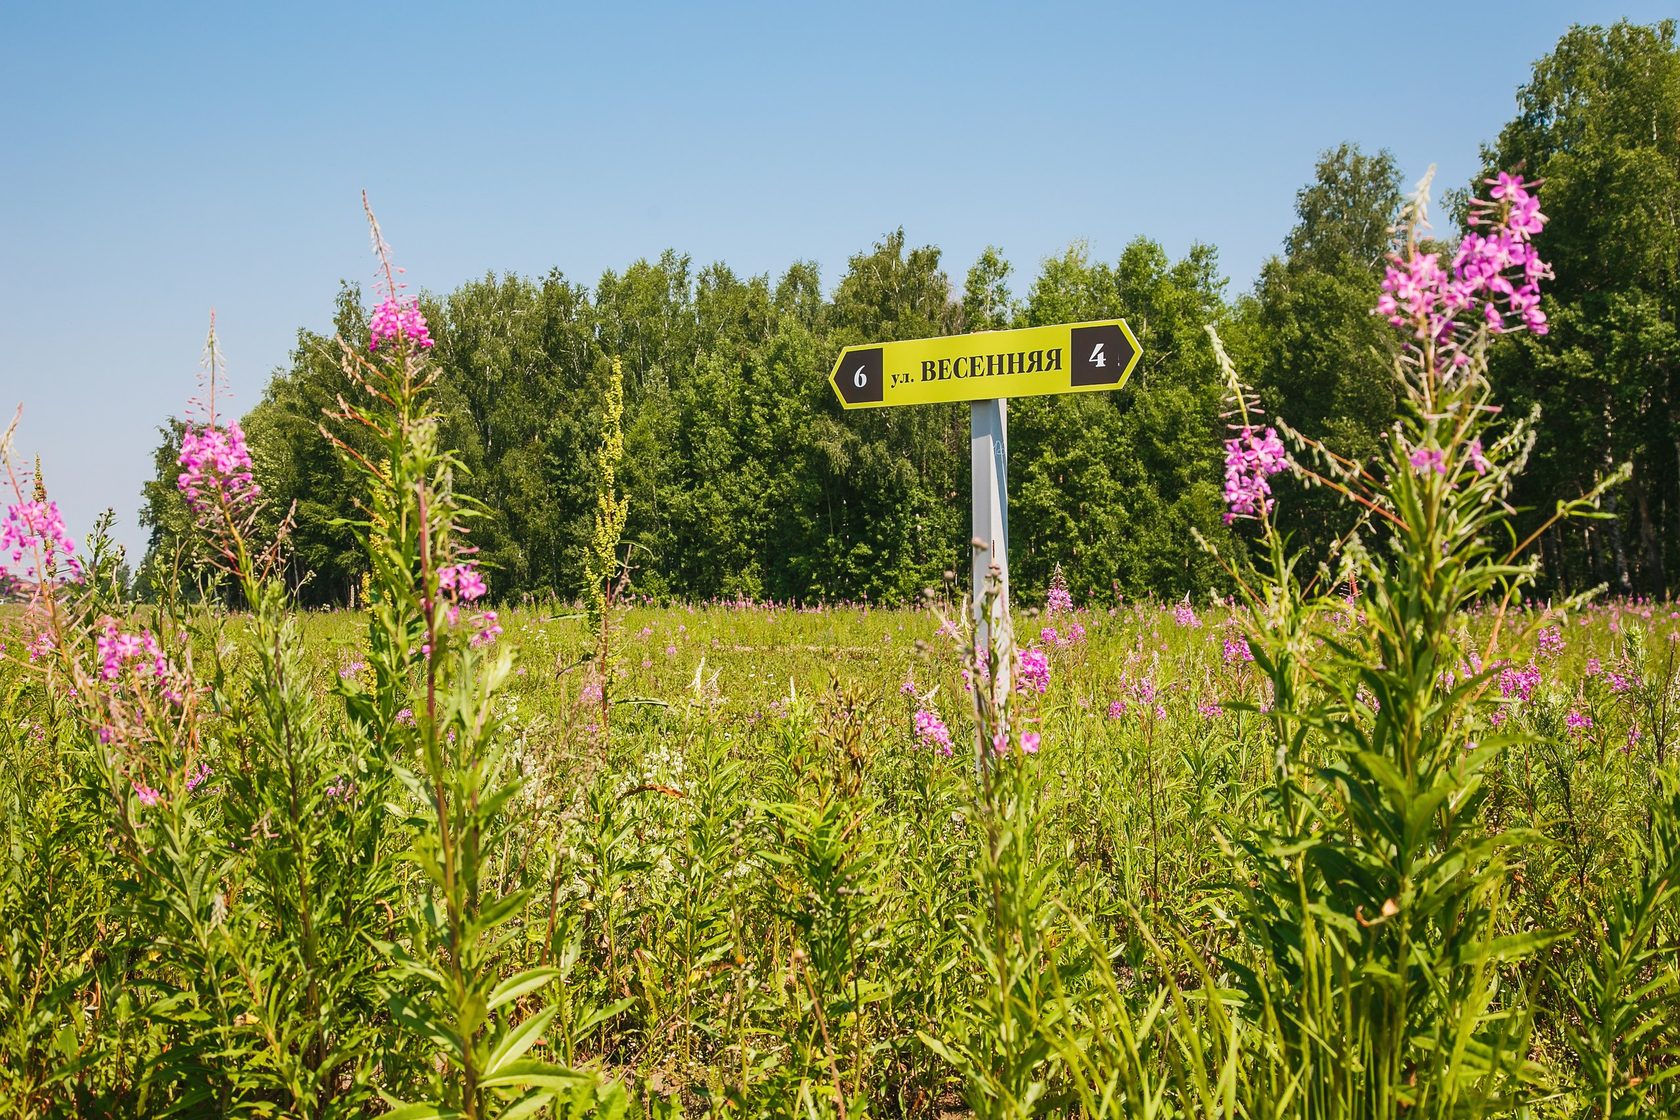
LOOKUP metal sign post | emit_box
[970,397,1012,701]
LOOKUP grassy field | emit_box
[5,594,1678,1116]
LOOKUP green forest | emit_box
[138,20,1680,608]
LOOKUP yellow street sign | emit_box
[828,319,1141,409]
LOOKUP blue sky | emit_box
[2,1,1673,564]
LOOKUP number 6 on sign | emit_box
[831,347,885,406]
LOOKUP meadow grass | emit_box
[5,595,1676,1116]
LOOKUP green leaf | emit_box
[476,1058,592,1091]
[489,966,562,1011]
[486,1005,558,1076]
[381,1101,465,1120]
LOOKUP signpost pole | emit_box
[970,397,1012,707]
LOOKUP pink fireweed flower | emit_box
[1016,648,1050,694]
[1585,656,1602,676]
[1222,426,1288,523]
[177,421,259,514]
[1046,585,1074,614]
[1409,446,1446,475]
[1377,172,1552,350]
[1498,663,1542,702]
[133,781,163,807]
[186,761,212,793]
[368,296,435,351]
[1536,627,1565,660]
[899,677,918,697]
[470,611,502,648]
[1198,700,1223,719]
[988,729,1041,757]
[1566,709,1593,734]
[1065,620,1086,644]
[96,618,169,683]
[1222,635,1253,665]
[437,563,486,602]
[1173,601,1201,628]
[1,498,83,581]
[1107,698,1127,719]
[913,708,953,755]
[1467,439,1490,475]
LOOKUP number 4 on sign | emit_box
[1089,342,1105,367]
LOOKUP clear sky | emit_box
[2,1,1672,565]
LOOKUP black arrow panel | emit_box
[834,347,884,405]
[1069,324,1134,387]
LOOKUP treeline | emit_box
[139,20,1680,606]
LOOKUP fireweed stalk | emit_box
[335,195,620,1119]
[1199,170,1626,1116]
[922,568,1071,1117]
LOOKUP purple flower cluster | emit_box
[913,707,953,755]
[1,497,83,582]
[438,563,487,601]
[1039,621,1087,648]
[1016,647,1050,694]
[1408,447,1446,475]
[1376,173,1551,350]
[1468,439,1490,475]
[368,296,435,351]
[1222,426,1288,523]
[1222,635,1253,665]
[177,422,259,513]
[990,729,1041,756]
[1499,663,1542,702]
[96,619,169,683]
[470,610,503,648]
[437,562,497,646]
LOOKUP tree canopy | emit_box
[139,20,1680,604]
